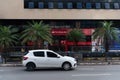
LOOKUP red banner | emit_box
[61,40,91,45]
[51,28,94,36]
[82,29,93,36]
[51,28,68,36]
[67,41,91,45]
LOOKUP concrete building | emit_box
[0,0,120,52]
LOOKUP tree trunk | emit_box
[104,38,109,61]
[74,42,78,52]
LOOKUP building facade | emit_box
[0,0,120,52]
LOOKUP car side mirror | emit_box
[57,56,60,58]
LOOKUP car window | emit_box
[47,52,58,58]
[33,51,44,57]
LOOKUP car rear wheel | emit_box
[62,63,71,71]
[26,63,35,71]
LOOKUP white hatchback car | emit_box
[22,49,77,71]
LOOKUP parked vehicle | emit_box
[22,49,77,71]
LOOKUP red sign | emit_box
[61,40,67,45]
[82,29,93,36]
[77,42,91,45]
[60,40,91,46]
[27,41,34,46]
[67,41,91,45]
[51,28,68,36]
[51,28,94,36]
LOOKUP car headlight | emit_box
[73,58,77,62]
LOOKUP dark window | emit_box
[28,2,34,8]
[114,3,119,9]
[86,3,92,9]
[47,52,58,57]
[24,1,28,8]
[67,2,73,9]
[105,3,110,9]
[86,36,91,41]
[33,51,44,57]
[38,2,44,8]
[58,2,63,8]
[77,2,82,9]
[101,3,105,9]
[48,2,54,8]
[95,3,101,9]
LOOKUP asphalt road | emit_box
[1,65,120,80]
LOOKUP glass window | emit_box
[95,3,101,9]
[86,3,92,9]
[105,3,110,9]
[38,2,44,8]
[48,2,54,8]
[114,3,119,9]
[67,2,73,9]
[47,52,58,58]
[33,51,44,57]
[77,2,82,9]
[28,2,34,8]
[58,2,63,8]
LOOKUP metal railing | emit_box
[0,51,120,63]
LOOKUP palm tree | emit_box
[20,21,52,49]
[66,28,86,51]
[92,21,120,52]
[0,26,18,63]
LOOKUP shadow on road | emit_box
[23,68,75,72]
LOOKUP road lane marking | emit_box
[72,73,112,77]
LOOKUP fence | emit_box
[0,51,120,63]
[57,52,120,61]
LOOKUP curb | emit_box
[78,62,108,65]
[0,64,23,67]
[0,62,120,67]
[78,61,120,65]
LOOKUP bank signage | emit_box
[51,28,93,36]
[51,28,68,36]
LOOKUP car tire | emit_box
[62,62,71,71]
[26,63,35,71]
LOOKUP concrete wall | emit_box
[0,0,120,20]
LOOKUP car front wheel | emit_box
[62,63,71,71]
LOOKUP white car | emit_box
[22,49,77,71]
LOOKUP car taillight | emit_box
[23,57,28,60]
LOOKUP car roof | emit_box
[29,49,53,52]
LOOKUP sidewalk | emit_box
[0,62,22,67]
[0,60,120,67]
[78,61,120,65]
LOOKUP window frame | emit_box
[48,2,54,8]
[105,3,110,9]
[95,3,101,9]
[38,2,44,9]
[58,2,64,9]
[28,2,34,8]
[67,2,73,9]
[24,1,120,9]
[33,51,45,57]
[47,52,58,58]
[77,2,82,9]
[114,3,119,9]
[86,3,92,9]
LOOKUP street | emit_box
[1,65,120,80]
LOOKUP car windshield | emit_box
[54,51,65,57]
